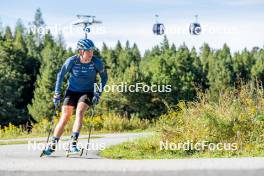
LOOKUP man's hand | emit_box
[92,92,100,105]
[53,93,61,108]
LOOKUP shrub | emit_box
[0,123,25,138]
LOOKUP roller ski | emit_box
[66,132,84,157]
[66,142,84,157]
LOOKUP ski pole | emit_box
[40,105,58,157]
[85,105,95,156]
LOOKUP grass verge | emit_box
[0,113,153,139]
[0,136,102,145]
[100,135,264,159]
[101,85,264,159]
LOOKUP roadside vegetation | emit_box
[101,85,264,159]
[0,113,151,139]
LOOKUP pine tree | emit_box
[161,35,170,52]
[191,47,204,90]
[125,40,130,50]
[32,8,45,47]
[131,43,141,65]
[4,26,13,42]
[14,19,26,53]
[0,19,3,40]
[233,49,254,84]
[208,44,234,98]
[28,32,66,122]
[198,43,211,90]
[251,48,264,82]
[33,8,45,28]
[115,40,122,56]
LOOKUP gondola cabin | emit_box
[153,23,165,35]
[189,22,201,35]
[189,15,202,35]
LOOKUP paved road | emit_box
[1,132,264,176]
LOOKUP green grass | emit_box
[100,135,174,159]
[100,135,264,159]
[100,135,202,159]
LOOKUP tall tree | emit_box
[28,32,66,121]
[33,8,45,28]
[207,44,234,98]
[4,26,13,42]
[14,19,26,53]
[251,48,264,82]
[0,19,3,40]
[32,8,45,46]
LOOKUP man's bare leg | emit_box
[70,102,89,150]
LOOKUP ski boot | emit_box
[40,143,56,157]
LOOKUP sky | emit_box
[0,0,264,54]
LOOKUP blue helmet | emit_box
[77,39,95,51]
